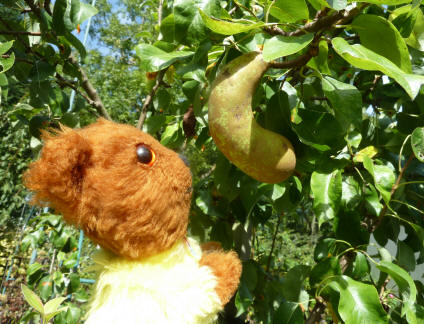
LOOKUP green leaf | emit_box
[214,152,239,201]
[273,300,304,324]
[68,273,81,294]
[390,5,419,38]
[332,37,424,99]
[397,241,416,271]
[135,44,194,72]
[198,9,264,35]
[342,175,362,210]
[173,0,221,45]
[160,14,175,42]
[379,247,392,262]
[403,6,424,51]
[348,0,412,4]
[352,14,412,73]
[63,253,78,269]
[311,170,342,226]
[292,107,345,150]
[29,62,56,82]
[362,156,395,204]
[310,256,341,288]
[53,0,74,34]
[70,1,98,25]
[411,127,424,162]
[345,131,362,149]
[307,0,330,10]
[353,145,378,163]
[45,307,69,322]
[61,31,87,59]
[73,289,89,303]
[282,265,310,302]
[322,76,362,129]
[262,34,314,62]
[160,122,180,146]
[21,284,44,314]
[0,73,8,101]
[271,183,286,201]
[54,304,81,324]
[0,52,15,73]
[377,261,417,319]
[269,0,309,23]
[334,211,370,246]
[44,297,67,315]
[328,276,389,324]
[235,282,253,317]
[352,252,370,280]
[38,276,53,301]
[314,238,336,261]
[26,262,45,284]
[0,40,14,55]
[308,39,331,74]
[27,263,43,276]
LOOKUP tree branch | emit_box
[269,43,319,69]
[136,69,167,129]
[55,73,97,109]
[158,0,164,27]
[0,30,41,36]
[306,299,326,324]
[2,55,33,64]
[68,56,111,120]
[137,0,166,129]
[0,17,31,51]
[266,212,283,272]
[264,4,366,38]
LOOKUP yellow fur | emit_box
[85,238,222,324]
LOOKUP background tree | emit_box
[1,0,424,323]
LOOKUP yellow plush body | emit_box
[85,238,222,324]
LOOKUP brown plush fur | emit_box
[200,250,242,305]
[24,119,191,259]
[24,118,242,306]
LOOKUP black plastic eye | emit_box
[136,144,155,166]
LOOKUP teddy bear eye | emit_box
[136,144,156,166]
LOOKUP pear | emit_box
[208,52,296,183]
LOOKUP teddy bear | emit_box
[24,118,242,324]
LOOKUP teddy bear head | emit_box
[24,119,192,259]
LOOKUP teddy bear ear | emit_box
[24,126,92,224]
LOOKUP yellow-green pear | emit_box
[208,52,296,183]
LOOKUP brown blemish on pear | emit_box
[208,52,296,183]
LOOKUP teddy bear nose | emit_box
[179,154,190,167]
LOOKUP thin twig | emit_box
[264,4,366,38]
[136,68,167,129]
[158,0,164,27]
[269,38,319,69]
[0,30,41,36]
[234,0,257,19]
[306,298,326,324]
[2,55,33,64]
[68,57,111,120]
[266,212,283,273]
[137,0,166,129]
[0,17,31,51]
[55,73,97,109]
